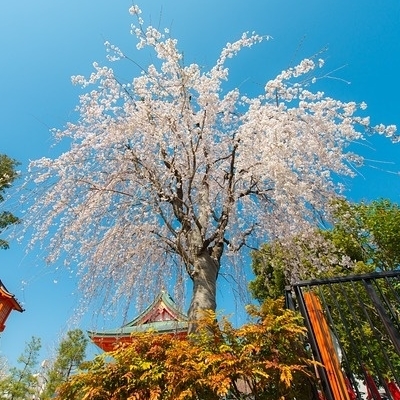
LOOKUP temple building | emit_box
[0,280,24,332]
[88,291,188,351]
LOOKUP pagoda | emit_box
[0,280,24,332]
[88,291,188,352]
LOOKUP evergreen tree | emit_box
[0,336,41,400]
[0,154,20,249]
[42,329,88,399]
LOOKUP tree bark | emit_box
[187,251,220,333]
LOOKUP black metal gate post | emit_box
[291,271,400,400]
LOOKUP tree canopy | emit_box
[250,199,400,303]
[329,198,400,271]
[23,5,397,328]
[0,154,20,249]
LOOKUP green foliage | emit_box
[249,199,400,303]
[249,241,291,303]
[0,154,20,249]
[56,299,315,400]
[249,199,400,384]
[42,329,88,399]
[328,198,400,271]
[0,336,41,400]
[0,331,88,400]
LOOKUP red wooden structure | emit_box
[88,291,188,351]
[0,280,24,332]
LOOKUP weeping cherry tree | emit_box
[24,5,397,331]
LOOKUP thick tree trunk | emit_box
[187,251,220,333]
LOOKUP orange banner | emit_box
[304,291,350,400]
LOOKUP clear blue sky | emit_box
[1,0,399,366]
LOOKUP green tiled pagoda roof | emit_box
[88,320,188,337]
[88,291,188,339]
